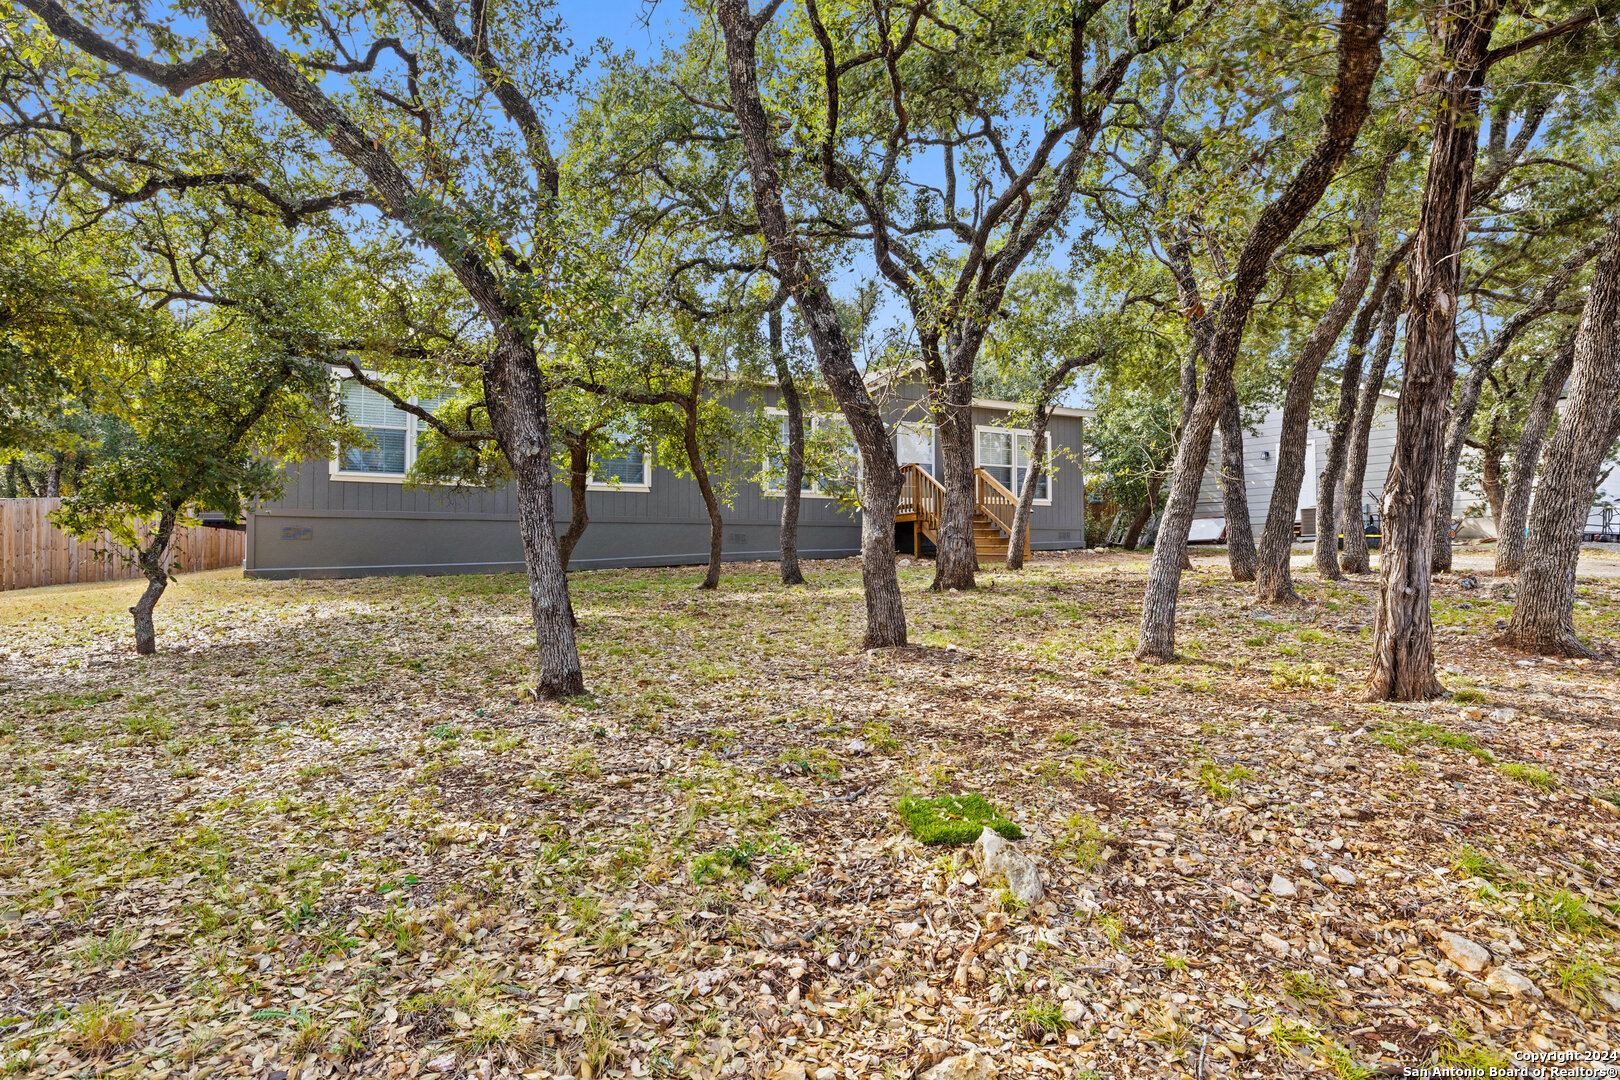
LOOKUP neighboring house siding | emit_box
[246,386,1091,579]
[1194,393,1433,540]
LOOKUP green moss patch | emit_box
[899,794,1023,844]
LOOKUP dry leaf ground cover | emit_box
[2,551,1619,1080]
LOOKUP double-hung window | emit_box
[763,410,859,497]
[333,378,449,481]
[976,425,1052,503]
[588,446,651,491]
[896,421,936,476]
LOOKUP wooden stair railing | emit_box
[900,463,944,539]
[973,468,1019,539]
[899,463,1030,559]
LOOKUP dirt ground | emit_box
[1,552,1617,1080]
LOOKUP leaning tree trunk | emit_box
[182,0,585,698]
[769,309,806,586]
[14,463,39,498]
[1367,0,1497,701]
[1499,217,1620,655]
[1316,245,1407,581]
[1255,179,1387,603]
[1432,235,1605,572]
[484,337,585,698]
[130,507,180,655]
[717,0,906,646]
[931,376,979,591]
[1137,0,1387,662]
[1006,351,1100,570]
[681,395,724,591]
[1219,388,1258,582]
[1496,334,1577,575]
[1341,278,1404,573]
[1122,475,1164,550]
[1006,411,1052,570]
[1480,417,1506,529]
[558,433,592,569]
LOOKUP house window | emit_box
[764,410,859,497]
[896,421,936,476]
[333,379,449,480]
[588,446,651,491]
[976,425,1052,503]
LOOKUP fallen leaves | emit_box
[0,554,1616,1078]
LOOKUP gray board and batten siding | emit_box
[245,385,1092,580]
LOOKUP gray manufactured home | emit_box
[244,378,1093,580]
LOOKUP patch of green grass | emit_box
[897,794,1023,844]
[1498,762,1556,791]
[1269,662,1337,690]
[65,998,133,1058]
[1197,759,1255,800]
[1283,969,1337,1003]
[1451,844,1512,883]
[1016,999,1064,1034]
[1553,949,1614,1008]
[1451,688,1489,704]
[1057,813,1107,869]
[72,925,138,967]
[1389,722,1495,763]
[1526,887,1606,936]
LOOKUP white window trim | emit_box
[329,373,445,484]
[974,424,1053,505]
[895,420,938,476]
[586,447,653,493]
[762,408,842,499]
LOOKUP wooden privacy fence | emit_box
[0,498,244,592]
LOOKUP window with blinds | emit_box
[589,446,650,489]
[334,378,451,479]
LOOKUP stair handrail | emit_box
[900,463,944,531]
[973,467,1019,535]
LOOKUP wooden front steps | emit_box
[897,464,1023,560]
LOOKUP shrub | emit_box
[898,794,1023,844]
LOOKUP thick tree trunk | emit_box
[931,381,979,590]
[558,434,591,569]
[45,453,62,497]
[131,574,168,656]
[683,395,724,591]
[1219,388,1258,582]
[1137,0,1387,661]
[1433,235,1605,572]
[769,309,806,585]
[1500,217,1620,655]
[3,460,16,499]
[130,508,179,655]
[1256,180,1387,602]
[484,339,585,698]
[1006,411,1052,570]
[1496,334,1577,575]
[718,1,905,646]
[1367,0,1497,701]
[1316,246,1407,580]
[1340,279,1403,573]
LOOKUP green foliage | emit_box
[898,794,1023,844]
